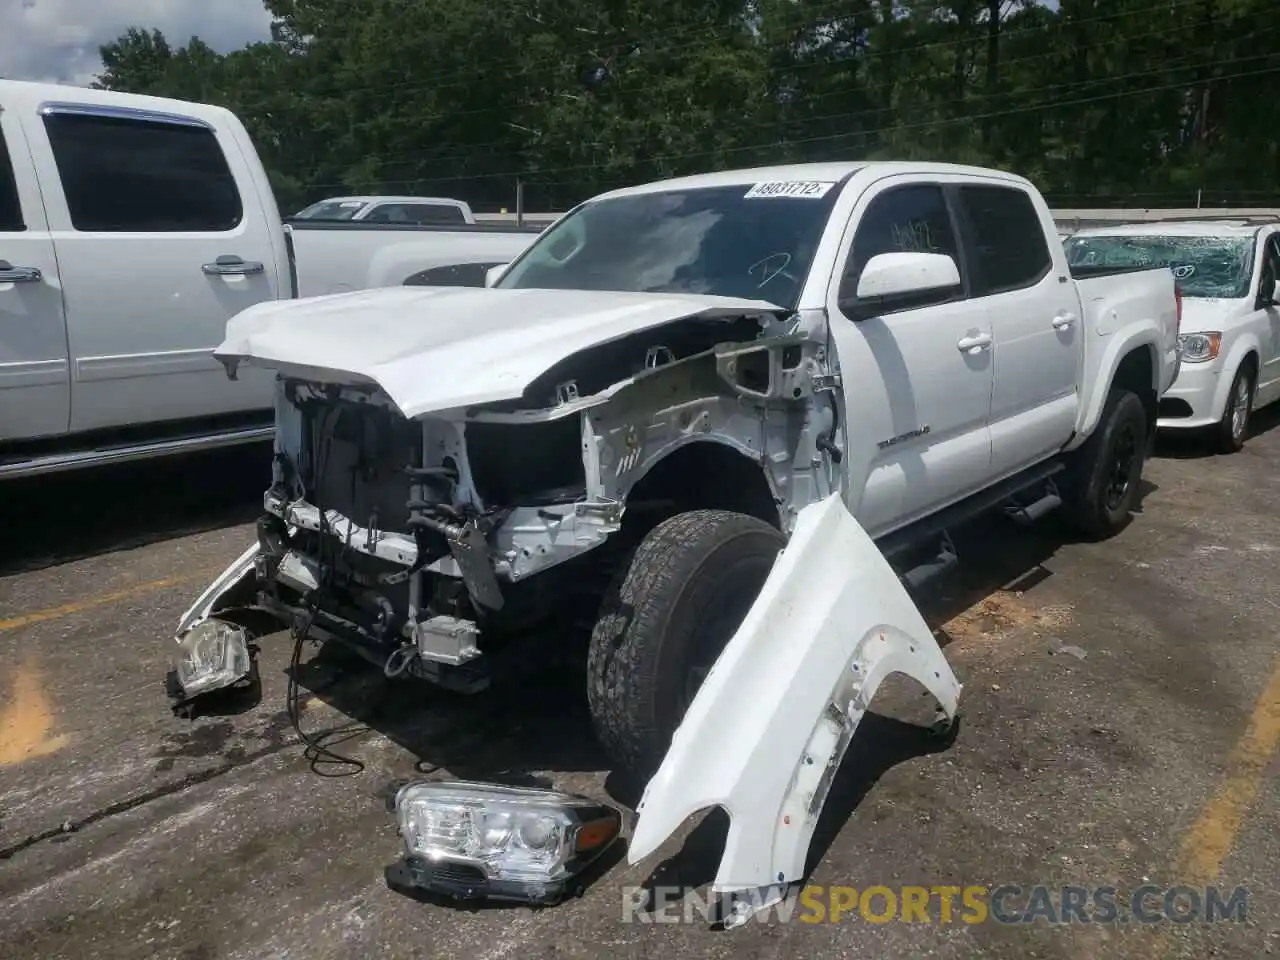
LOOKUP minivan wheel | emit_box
[1214,362,1254,454]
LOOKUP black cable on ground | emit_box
[284,405,366,777]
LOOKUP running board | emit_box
[1004,478,1063,525]
[876,459,1067,562]
[880,459,1068,592]
[901,531,958,591]
[0,425,274,480]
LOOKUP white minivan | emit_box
[1065,219,1280,452]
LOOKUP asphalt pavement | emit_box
[1,415,1278,960]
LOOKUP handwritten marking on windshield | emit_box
[749,252,792,287]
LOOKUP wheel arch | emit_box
[1209,340,1261,422]
[1072,336,1160,449]
[619,438,783,537]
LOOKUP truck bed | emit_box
[1068,262,1171,280]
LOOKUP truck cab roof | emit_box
[594,161,1036,200]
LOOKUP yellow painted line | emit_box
[0,656,70,766]
[1134,656,1280,959]
[0,570,214,633]
[1177,657,1280,880]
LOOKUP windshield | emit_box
[1064,234,1255,299]
[293,200,366,220]
[495,182,843,310]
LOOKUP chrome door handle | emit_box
[0,259,42,283]
[202,255,265,276]
[956,332,992,353]
[1052,312,1077,330]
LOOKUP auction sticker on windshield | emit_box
[744,180,837,199]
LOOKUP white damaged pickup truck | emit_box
[169,162,1179,918]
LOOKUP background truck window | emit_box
[958,184,1052,296]
[42,112,243,232]
[0,130,25,231]
[365,202,467,225]
[841,183,962,309]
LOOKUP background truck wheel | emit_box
[1062,388,1147,541]
[586,509,785,782]
[1214,362,1254,454]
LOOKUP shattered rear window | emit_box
[1063,234,1255,299]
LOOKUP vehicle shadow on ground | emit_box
[0,445,271,576]
[286,641,613,781]
[1153,402,1280,461]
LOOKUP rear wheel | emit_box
[1214,362,1254,454]
[586,510,785,781]
[1061,388,1148,540]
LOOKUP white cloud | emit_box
[0,0,274,87]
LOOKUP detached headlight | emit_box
[1177,331,1221,363]
[171,618,252,699]
[385,780,622,905]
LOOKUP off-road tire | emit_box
[586,509,785,782]
[1061,388,1147,541]
[1213,361,1255,454]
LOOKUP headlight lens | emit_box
[173,618,251,698]
[387,780,621,904]
[1177,331,1221,363]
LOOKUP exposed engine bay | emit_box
[231,309,840,693]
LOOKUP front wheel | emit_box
[1061,388,1148,541]
[1214,363,1254,454]
[586,510,785,782]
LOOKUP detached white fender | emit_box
[626,493,962,924]
[175,543,260,640]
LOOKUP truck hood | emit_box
[215,286,787,418]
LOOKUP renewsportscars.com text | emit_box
[622,883,1249,925]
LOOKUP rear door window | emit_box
[42,110,242,232]
[956,185,1052,296]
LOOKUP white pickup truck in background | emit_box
[0,80,542,479]
[173,161,1179,914]
[1065,218,1280,452]
[292,195,477,225]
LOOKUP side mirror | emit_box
[841,252,961,318]
[855,252,961,299]
[484,263,508,288]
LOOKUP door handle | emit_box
[0,259,42,283]
[956,332,992,353]
[202,255,265,277]
[1052,312,1077,330]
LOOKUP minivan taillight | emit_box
[1174,285,1183,334]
